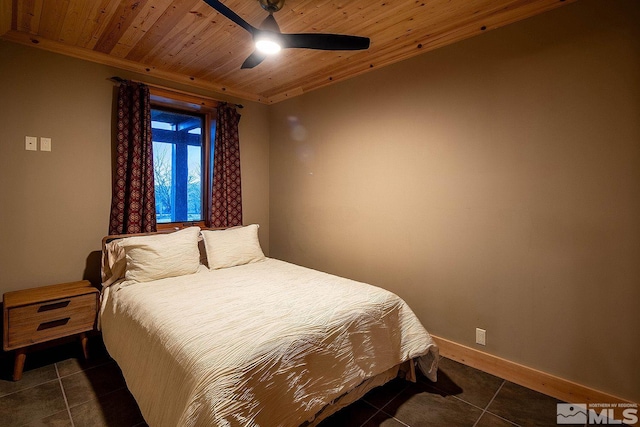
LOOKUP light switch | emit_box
[25,136,38,151]
[40,137,52,152]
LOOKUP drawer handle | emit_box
[37,318,70,331]
[38,301,70,312]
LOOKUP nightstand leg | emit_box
[13,348,27,381]
[80,333,89,360]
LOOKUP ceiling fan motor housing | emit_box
[259,0,285,13]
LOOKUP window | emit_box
[151,108,204,223]
[149,88,217,228]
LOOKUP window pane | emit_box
[152,141,173,223]
[187,145,202,221]
[151,109,203,223]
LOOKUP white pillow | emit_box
[102,240,127,287]
[118,226,201,283]
[201,224,265,269]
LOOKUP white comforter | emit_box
[101,258,438,427]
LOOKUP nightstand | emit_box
[3,280,99,380]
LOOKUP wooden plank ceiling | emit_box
[1,0,575,104]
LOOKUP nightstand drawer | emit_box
[6,293,97,349]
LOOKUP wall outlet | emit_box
[25,136,37,151]
[476,328,486,346]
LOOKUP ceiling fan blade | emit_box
[241,51,267,69]
[203,0,257,34]
[203,0,370,69]
[281,33,370,51]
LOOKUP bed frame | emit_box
[306,359,417,426]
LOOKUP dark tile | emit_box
[56,357,101,378]
[362,411,408,427]
[382,382,483,427]
[362,378,411,409]
[487,381,562,427]
[70,387,145,427]
[475,411,520,427]
[0,364,58,397]
[22,410,73,426]
[422,357,504,408]
[317,400,380,427]
[56,354,113,378]
[56,339,113,377]
[0,380,67,426]
[61,361,127,407]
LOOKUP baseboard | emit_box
[431,335,634,405]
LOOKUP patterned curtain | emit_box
[108,81,156,235]
[210,103,242,227]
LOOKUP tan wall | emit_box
[269,0,640,401]
[0,40,270,295]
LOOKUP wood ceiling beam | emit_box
[0,29,266,103]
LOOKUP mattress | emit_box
[101,258,438,426]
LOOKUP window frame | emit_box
[149,87,218,230]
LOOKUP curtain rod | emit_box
[108,77,243,108]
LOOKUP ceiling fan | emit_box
[203,0,371,69]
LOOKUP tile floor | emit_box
[0,338,567,427]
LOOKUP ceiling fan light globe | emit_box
[255,39,281,55]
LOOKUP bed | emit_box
[100,225,439,427]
